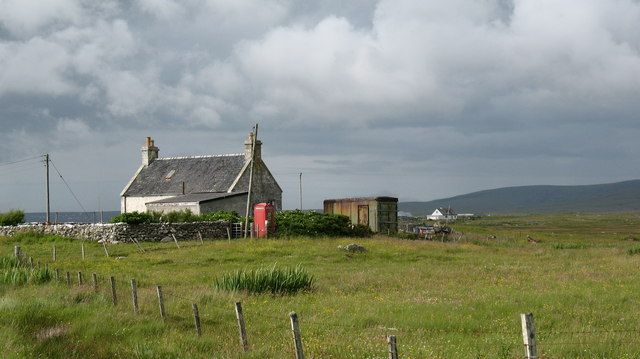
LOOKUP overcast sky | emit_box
[1,0,640,212]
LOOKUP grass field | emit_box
[1,213,640,358]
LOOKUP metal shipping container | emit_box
[323,197,398,233]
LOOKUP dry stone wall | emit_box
[0,221,231,243]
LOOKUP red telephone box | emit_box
[253,203,276,238]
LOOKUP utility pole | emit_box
[299,172,303,210]
[98,196,103,223]
[244,124,258,238]
[45,154,50,224]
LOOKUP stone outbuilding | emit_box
[120,133,282,215]
[323,196,398,233]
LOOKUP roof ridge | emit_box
[158,154,243,160]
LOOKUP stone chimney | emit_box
[244,131,262,161]
[142,136,159,166]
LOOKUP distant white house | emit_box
[427,207,457,221]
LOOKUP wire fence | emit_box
[5,242,640,358]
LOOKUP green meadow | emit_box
[1,213,640,358]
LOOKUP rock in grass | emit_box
[338,243,367,253]
[527,235,540,243]
[36,325,67,340]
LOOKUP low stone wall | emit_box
[0,221,231,243]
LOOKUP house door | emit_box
[358,205,369,226]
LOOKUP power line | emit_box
[0,160,43,170]
[0,163,43,176]
[49,158,89,217]
[0,155,43,167]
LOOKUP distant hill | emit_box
[399,180,640,215]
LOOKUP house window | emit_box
[165,169,176,181]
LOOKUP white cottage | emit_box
[120,133,282,215]
[426,207,457,221]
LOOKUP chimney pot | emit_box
[142,137,159,166]
[244,131,262,161]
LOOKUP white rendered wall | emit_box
[121,196,175,213]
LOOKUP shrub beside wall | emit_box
[110,210,241,225]
[275,210,372,237]
[0,210,24,226]
[110,211,154,225]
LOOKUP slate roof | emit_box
[123,155,246,196]
[437,207,457,215]
[146,191,247,204]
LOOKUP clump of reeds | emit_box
[0,255,52,285]
[627,246,640,255]
[214,265,314,294]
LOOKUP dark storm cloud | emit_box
[1,0,640,211]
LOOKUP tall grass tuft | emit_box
[0,256,52,285]
[214,265,314,294]
[627,246,640,255]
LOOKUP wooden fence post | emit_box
[289,312,304,359]
[521,313,537,359]
[66,271,71,286]
[226,227,231,241]
[131,279,139,314]
[198,231,204,244]
[92,273,98,291]
[192,303,201,336]
[235,302,249,352]
[55,268,60,280]
[172,234,180,249]
[110,276,117,305]
[77,271,83,286]
[52,245,56,262]
[156,286,166,321]
[14,245,20,258]
[81,243,85,260]
[387,335,398,359]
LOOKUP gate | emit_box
[232,223,243,238]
